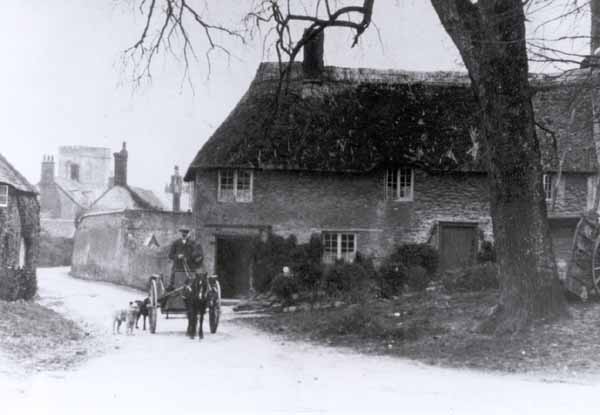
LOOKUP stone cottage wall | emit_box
[0,186,40,270]
[192,168,592,274]
[71,210,193,290]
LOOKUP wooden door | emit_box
[439,223,477,271]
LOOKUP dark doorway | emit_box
[439,222,477,271]
[215,236,255,298]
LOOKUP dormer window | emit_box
[218,169,253,203]
[385,168,414,201]
[0,184,8,207]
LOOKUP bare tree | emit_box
[125,0,592,332]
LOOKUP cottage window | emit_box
[385,168,414,201]
[0,184,8,207]
[322,232,357,263]
[543,174,553,201]
[218,169,253,203]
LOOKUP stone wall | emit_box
[71,209,193,290]
[0,186,40,270]
[192,168,591,274]
[41,218,76,238]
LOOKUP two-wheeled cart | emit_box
[146,273,221,334]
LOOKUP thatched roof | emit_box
[0,153,37,194]
[184,63,598,180]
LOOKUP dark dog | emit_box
[135,298,150,330]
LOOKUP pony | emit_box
[181,271,208,340]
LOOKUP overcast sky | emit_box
[0,1,589,203]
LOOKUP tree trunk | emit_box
[431,0,567,332]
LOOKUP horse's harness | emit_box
[181,258,207,301]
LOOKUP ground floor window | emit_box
[322,232,357,263]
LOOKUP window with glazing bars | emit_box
[385,168,413,201]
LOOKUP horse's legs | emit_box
[198,310,204,340]
[198,301,206,340]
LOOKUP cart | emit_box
[565,211,600,297]
[146,273,221,334]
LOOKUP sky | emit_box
[0,1,590,204]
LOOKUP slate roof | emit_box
[87,185,164,213]
[184,62,598,180]
[0,153,37,193]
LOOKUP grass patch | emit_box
[0,300,88,371]
[236,290,600,377]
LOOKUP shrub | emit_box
[270,273,299,305]
[0,267,37,301]
[388,243,439,275]
[321,259,377,303]
[441,262,499,293]
[254,233,323,293]
[378,244,440,296]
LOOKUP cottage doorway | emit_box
[439,222,477,271]
[215,236,254,298]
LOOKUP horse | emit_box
[181,270,208,340]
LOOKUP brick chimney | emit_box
[302,29,324,79]
[170,165,183,212]
[40,155,55,185]
[113,142,128,187]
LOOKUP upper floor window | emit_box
[218,169,253,203]
[322,232,356,264]
[543,174,553,201]
[0,184,8,207]
[385,168,414,201]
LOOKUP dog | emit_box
[112,309,128,334]
[126,302,139,335]
[134,298,150,330]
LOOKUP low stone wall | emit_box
[71,209,193,290]
[41,218,76,238]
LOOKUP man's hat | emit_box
[179,228,190,234]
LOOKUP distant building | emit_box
[72,143,192,289]
[38,146,112,237]
[0,153,40,272]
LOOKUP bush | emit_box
[321,260,377,303]
[378,244,440,296]
[441,262,499,293]
[254,233,323,293]
[388,243,439,275]
[0,267,37,301]
[270,273,299,305]
[39,232,74,267]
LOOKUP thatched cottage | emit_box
[184,36,597,297]
[0,153,40,273]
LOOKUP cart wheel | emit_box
[149,278,159,334]
[209,280,221,334]
[593,237,600,295]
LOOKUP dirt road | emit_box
[2,267,600,415]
